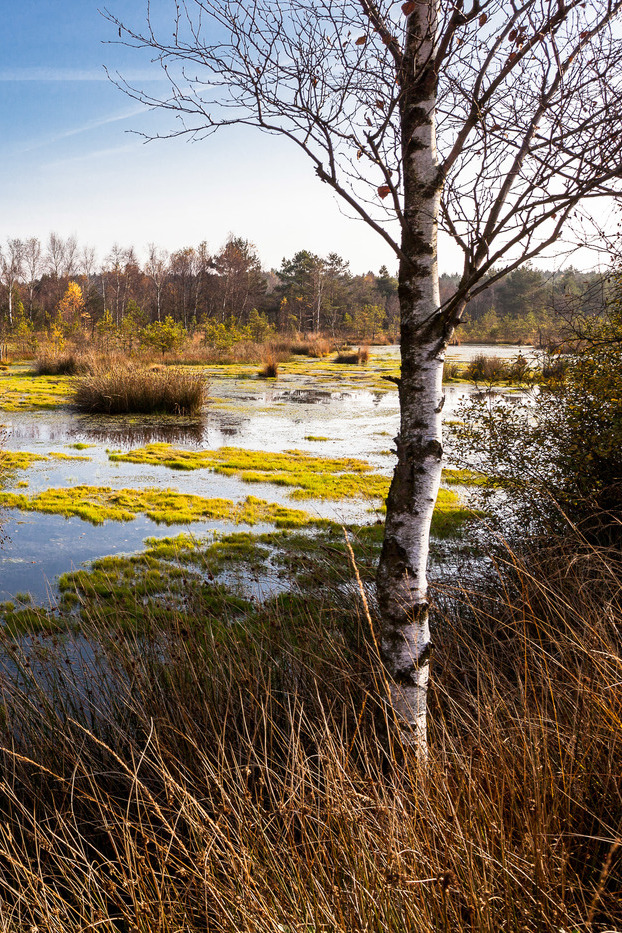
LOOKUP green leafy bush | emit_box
[453,294,622,542]
[140,316,187,356]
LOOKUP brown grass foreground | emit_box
[73,362,208,414]
[0,533,619,931]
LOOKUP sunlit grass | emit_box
[0,527,618,929]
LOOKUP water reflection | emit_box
[5,411,209,447]
[6,358,522,604]
[270,388,335,405]
[71,414,207,447]
[218,423,242,437]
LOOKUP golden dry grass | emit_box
[0,530,618,930]
[73,362,208,414]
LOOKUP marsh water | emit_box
[0,345,533,604]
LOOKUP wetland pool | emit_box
[0,345,530,605]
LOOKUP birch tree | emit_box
[106,0,622,746]
[0,238,24,327]
[146,243,169,322]
[22,237,43,321]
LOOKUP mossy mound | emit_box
[0,368,73,411]
[109,443,389,500]
[0,485,327,528]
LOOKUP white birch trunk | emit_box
[376,1,445,751]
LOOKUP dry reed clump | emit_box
[288,336,332,357]
[335,346,370,364]
[0,529,619,930]
[73,363,208,414]
[167,340,265,365]
[258,352,280,378]
[34,350,93,376]
[463,352,533,384]
[443,359,463,380]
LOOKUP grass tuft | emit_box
[34,351,92,376]
[258,352,280,378]
[73,363,208,414]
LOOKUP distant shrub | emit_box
[289,336,331,357]
[335,346,369,364]
[140,316,188,357]
[464,353,508,382]
[541,353,569,382]
[74,364,207,415]
[443,360,462,381]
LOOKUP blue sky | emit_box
[0,0,428,274]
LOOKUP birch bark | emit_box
[376,0,446,749]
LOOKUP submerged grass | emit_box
[0,527,618,930]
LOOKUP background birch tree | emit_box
[106,0,622,745]
[0,238,24,328]
[22,237,43,321]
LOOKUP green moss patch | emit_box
[109,443,389,501]
[442,467,487,486]
[56,552,255,631]
[0,369,73,411]
[0,597,64,636]
[47,452,92,462]
[0,485,325,528]
[0,449,91,475]
[0,450,93,489]
[0,451,47,472]
[143,530,272,577]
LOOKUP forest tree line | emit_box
[0,232,606,345]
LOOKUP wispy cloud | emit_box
[1,66,152,83]
[43,142,140,169]
[0,66,163,82]
[19,106,149,154]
